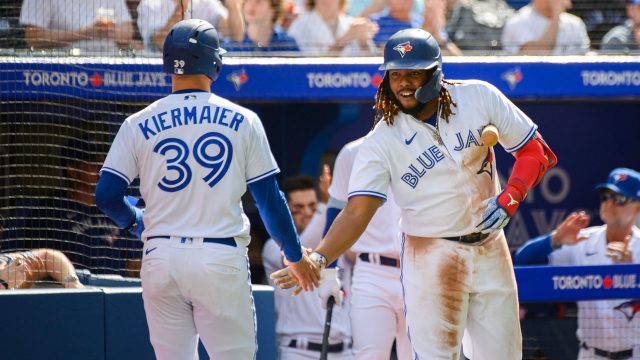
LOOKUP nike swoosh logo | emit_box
[585,251,597,257]
[145,247,158,256]
[405,132,417,145]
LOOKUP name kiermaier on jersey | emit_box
[138,105,246,140]
[552,274,639,290]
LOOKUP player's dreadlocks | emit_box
[373,74,457,126]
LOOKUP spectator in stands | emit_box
[262,172,355,359]
[421,0,462,55]
[1,135,142,277]
[501,0,590,55]
[287,0,378,56]
[368,0,422,47]
[224,0,300,53]
[601,0,640,54]
[20,0,135,52]
[570,0,627,47]
[137,0,244,50]
[513,168,640,359]
[0,249,84,289]
[443,0,515,54]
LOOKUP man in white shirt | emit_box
[20,0,134,52]
[501,0,590,55]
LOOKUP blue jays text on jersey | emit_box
[400,128,486,189]
[138,105,246,140]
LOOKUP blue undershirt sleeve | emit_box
[513,234,554,265]
[95,172,143,237]
[248,174,302,263]
[322,197,346,269]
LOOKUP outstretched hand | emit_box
[278,251,320,292]
[551,211,590,247]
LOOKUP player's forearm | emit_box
[248,175,303,262]
[316,196,380,264]
[513,234,554,265]
[221,0,245,42]
[95,172,137,229]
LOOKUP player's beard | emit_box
[391,93,428,117]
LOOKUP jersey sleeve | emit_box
[482,81,537,153]
[245,115,279,184]
[328,144,356,202]
[101,120,139,184]
[348,136,390,201]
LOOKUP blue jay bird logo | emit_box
[614,300,640,322]
[393,41,413,58]
[476,148,494,179]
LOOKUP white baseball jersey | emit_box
[102,91,278,244]
[549,225,640,354]
[330,138,402,258]
[501,5,590,55]
[349,80,537,238]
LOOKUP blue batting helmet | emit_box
[379,28,443,104]
[162,19,227,81]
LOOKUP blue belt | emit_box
[147,236,236,248]
[358,253,400,268]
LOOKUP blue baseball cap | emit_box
[596,168,640,200]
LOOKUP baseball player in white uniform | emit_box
[327,138,412,359]
[94,19,319,360]
[263,175,354,360]
[515,168,640,360]
[272,28,558,359]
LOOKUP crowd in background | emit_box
[0,0,638,55]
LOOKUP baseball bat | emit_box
[481,124,500,147]
[319,296,336,360]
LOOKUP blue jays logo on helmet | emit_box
[393,41,413,58]
[162,19,227,81]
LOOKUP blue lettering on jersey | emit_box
[184,106,197,125]
[137,106,245,140]
[453,128,483,151]
[400,145,445,188]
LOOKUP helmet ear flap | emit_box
[415,68,443,103]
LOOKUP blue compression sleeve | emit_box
[95,172,143,237]
[513,234,554,265]
[249,174,302,263]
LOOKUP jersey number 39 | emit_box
[153,132,233,192]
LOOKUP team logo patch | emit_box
[613,173,628,183]
[227,68,249,91]
[476,149,494,179]
[614,300,640,322]
[501,67,523,90]
[393,41,413,58]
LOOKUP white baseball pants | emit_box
[401,232,522,360]
[140,237,256,360]
[350,258,412,360]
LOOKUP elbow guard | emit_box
[509,132,558,199]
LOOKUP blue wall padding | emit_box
[0,286,276,360]
[0,288,105,360]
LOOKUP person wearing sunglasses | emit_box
[514,167,640,359]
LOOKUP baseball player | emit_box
[326,138,411,359]
[94,19,319,360]
[263,175,354,360]
[272,28,558,359]
[515,168,640,360]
